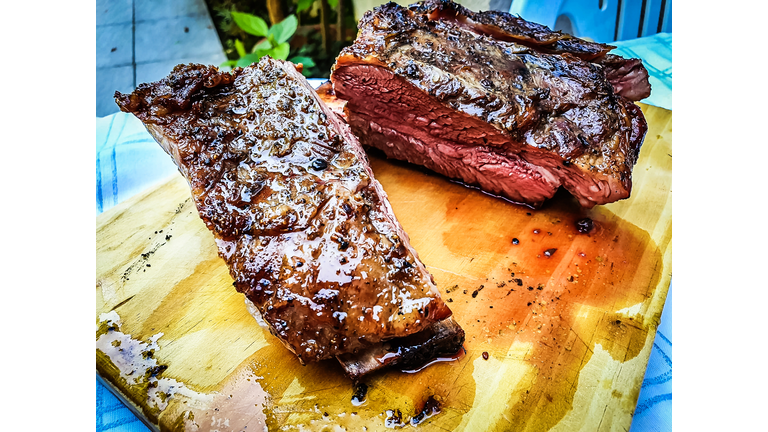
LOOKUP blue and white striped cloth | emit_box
[96,34,672,432]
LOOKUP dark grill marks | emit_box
[331,0,649,209]
[116,59,462,368]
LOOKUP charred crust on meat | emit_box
[117,58,458,366]
[330,0,649,208]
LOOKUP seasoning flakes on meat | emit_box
[331,0,651,208]
[115,58,462,368]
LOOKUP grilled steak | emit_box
[115,59,464,372]
[330,0,650,208]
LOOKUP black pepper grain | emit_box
[576,218,594,233]
[310,158,328,170]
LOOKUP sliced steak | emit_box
[330,0,649,208]
[115,59,463,371]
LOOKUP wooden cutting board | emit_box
[96,103,672,432]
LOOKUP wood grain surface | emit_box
[96,103,672,432]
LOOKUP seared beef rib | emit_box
[115,58,464,373]
[331,0,650,208]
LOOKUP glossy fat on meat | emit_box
[330,0,649,208]
[115,58,457,364]
[337,316,465,380]
[408,0,650,99]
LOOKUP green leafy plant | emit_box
[296,0,314,14]
[222,11,315,75]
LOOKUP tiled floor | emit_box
[96,0,227,117]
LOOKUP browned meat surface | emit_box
[596,55,653,102]
[115,59,463,367]
[410,0,616,62]
[331,0,649,208]
[337,316,464,380]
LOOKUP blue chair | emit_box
[508,0,671,43]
